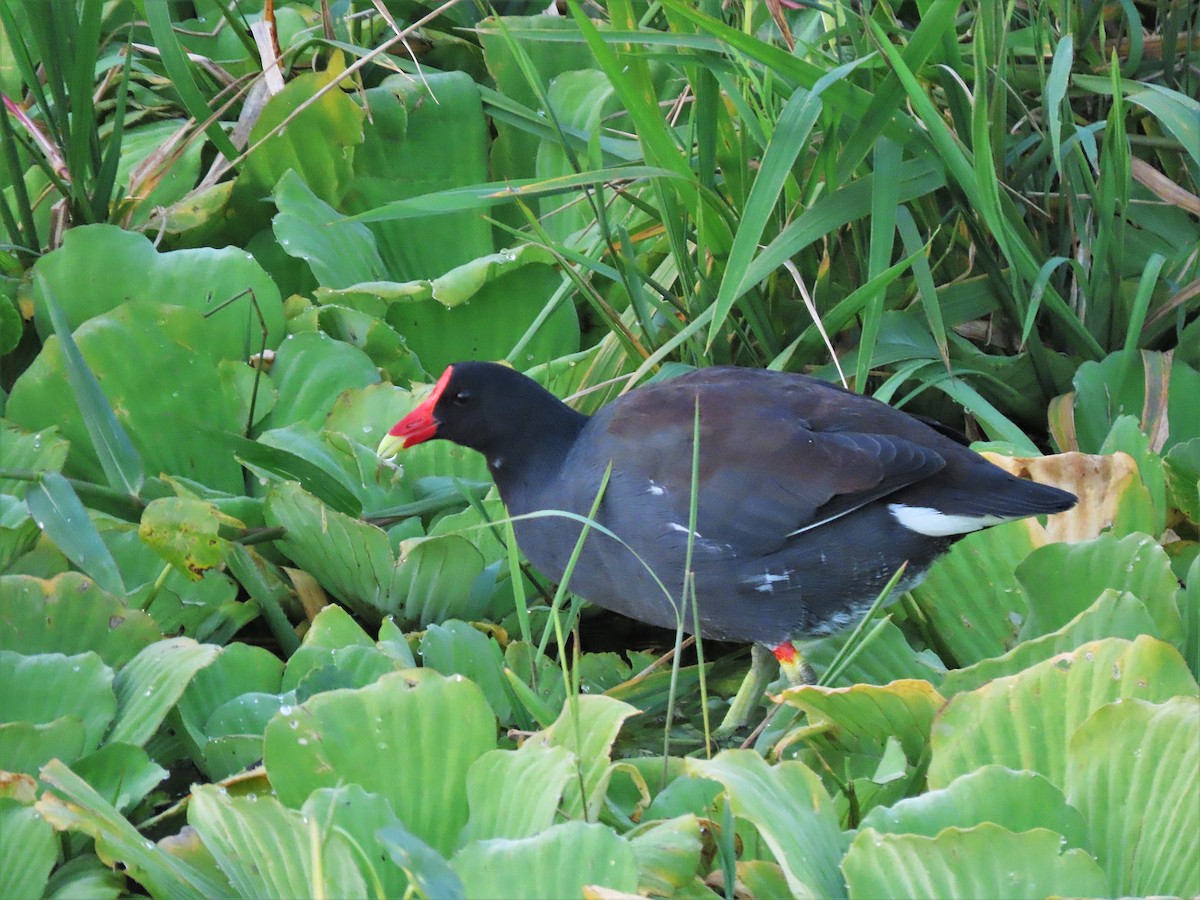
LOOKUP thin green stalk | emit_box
[0,100,39,258]
[662,397,705,783]
[505,517,533,648]
[536,465,614,664]
[818,562,907,687]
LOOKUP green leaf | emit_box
[458,743,575,845]
[781,679,945,762]
[138,498,232,580]
[1182,556,1200,679]
[1072,350,1200,455]
[391,535,488,626]
[236,65,365,203]
[188,785,369,899]
[536,694,640,821]
[259,331,380,432]
[1165,438,1200,523]
[451,821,639,899]
[218,427,364,518]
[71,742,167,814]
[0,799,58,899]
[322,244,579,374]
[378,822,466,900]
[42,854,126,899]
[629,814,704,897]
[304,786,429,900]
[279,604,375,690]
[1066,697,1200,897]
[802,618,946,687]
[346,73,494,281]
[273,169,385,288]
[928,636,1198,789]
[686,750,849,898]
[0,718,86,776]
[0,650,114,752]
[0,421,69,496]
[1017,532,1184,645]
[316,306,424,388]
[860,766,1089,849]
[1044,36,1073,179]
[200,694,287,780]
[842,824,1107,900]
[109,637,221,748]
[1126,84,1200,172]
[908,520,1043,666]
[0,573,158,667]
[420,621,514,725]
[174,641,283,775]
[112,120,205,228]
[26,473,125,595]
[0,496,40,574]
[9,302,257,493]
[37,760,224,899]
[31,225,285,354]
[264,670,496,857]
[943,589,1160,695]
[264,481,395,619]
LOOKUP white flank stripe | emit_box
[888,504,1010,537]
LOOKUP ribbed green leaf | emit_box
[188,786,368,899]
[687,750,848,898]
[458,744,575,845]
[0,573,157,667]
[0,799,56,900]
[37,760,224,899]
[264,670,496,857]
[843,824,1106,900]
[860,766,1089,849]
[452,821,638,899]
[109,638,220,748]
[1066,697,1199,897]
[929,636,1198,789]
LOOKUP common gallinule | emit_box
[378,362,1076,726]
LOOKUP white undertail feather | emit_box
[888,503,1010,537]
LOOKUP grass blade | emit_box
[896,205,947,365]
[39,273,144,496]
[141,1,239,163]
[1124,253,1167,353]
[858,136,903,390]
[1045,36,1073,180]
[708,57,869,351]
[26,472,125,596]
[343,165,686,224]
[744,157,945,289]
[836,0,961,181]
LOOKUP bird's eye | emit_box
[452,391,472,406]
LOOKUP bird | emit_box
[377,362,1076,730]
